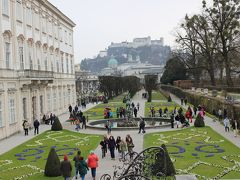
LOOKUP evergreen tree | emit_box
[51,117,63,131]
[194,113,205,127]
[161,144,176,176]
[44,148,61,177]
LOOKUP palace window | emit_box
[9,99,15,124]
[45,55,48,71]
[16,0,23,21]
[59,92,61,109]
[47,93,51,111]
[53,92,57,111]
[2,0,9,16]
[5,42,10,69]
[38,59,41,70]
[26,8,32,26]
[19,46,24,70]
[22,98,27,119]
[0,100,3,127]
[66,56,69,74]
[61,55,64,73]
[29,50,33,70]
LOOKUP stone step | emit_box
[175,175,197,180]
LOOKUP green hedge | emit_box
[160,85,240,123]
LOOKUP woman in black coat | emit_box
[108,136,116,160]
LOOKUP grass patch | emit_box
[84,102,125,120]
[108,92,128,102]
[144,126,240,179]
[145,102,180,117]
[152,91,167,101]
[0,130,101,180]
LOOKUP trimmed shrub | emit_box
[51,117,63,131]
[194,113,205,127]
[161,144,176,176]
[44,148,61,177]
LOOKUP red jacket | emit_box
[87,154,99,168]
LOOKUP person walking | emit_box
[73,150,81,179]
[232,119,239,137]
[105,120,112,135]
[100,136,108,158]
[158,108,162,117]
[75,119,80,131]
[22,120,30,136]
[223,117,230,132]
[33,119,40,135]
[82,116,87,129]
[119,139,127,159]
[87,150,99,180]
[50,113,54,125]
[60,154,72,180]
[133,107,138,118]
[115,136,121,154]
[137,102,140,111]
[138,117,145,134]
[78,157,89,180]
[68,105,73,114]
[218,108,222,120]
[126,134,134,153]
[74,105,79,113]
[108,136,116,160]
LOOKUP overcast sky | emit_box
[49,0,208,63]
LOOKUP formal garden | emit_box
[144,126,240,179]
[145,101,180,117]
[84,102,125,120]
[152,90,167,101]
[0,130,101,180]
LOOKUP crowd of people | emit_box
[68,105,87,131]
[60,150,99,180]
[99,134,134,160]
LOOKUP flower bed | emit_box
[144,126,240,179]
[0,130,101,180]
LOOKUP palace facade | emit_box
[0,0,76,139]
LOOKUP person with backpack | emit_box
[73,150,81,179]
[22,120,30,136]
[78,156,89,180]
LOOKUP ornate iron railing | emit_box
[100,146,166,180]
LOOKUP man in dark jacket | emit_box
[33,119,40,135]
[60,154,72,180]
[133,107,138,117]
[138,117,146,134]
[68,105,72,114]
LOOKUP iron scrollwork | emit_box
[100,146,166,180]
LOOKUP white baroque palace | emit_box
[0,0,76,139]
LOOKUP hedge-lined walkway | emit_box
[170,93,240,148]
[1,89,240,180]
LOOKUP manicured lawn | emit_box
[152,90,167,101]
[84,102,125,120]
[144,126,240,179]
[145,102,180,117]
[0,130,101,180]
[108,92,128,102]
